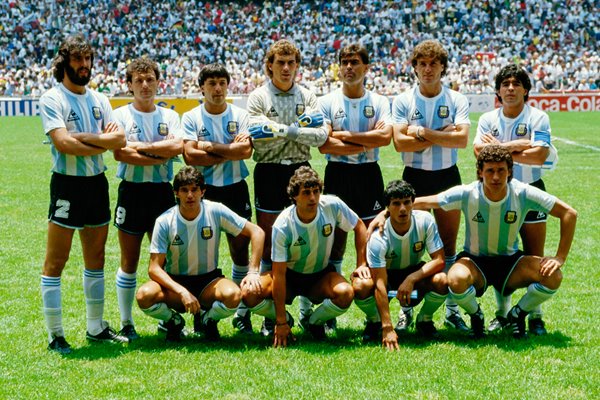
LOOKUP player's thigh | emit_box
[432,208,460,252]
[308,272,353,306]
[520,221,546,257]
[226,232,250,264]
[506,255,562,290]
[118,230,145,272]
[330,227,348,261]
[200,277,241,308]
[415,271,448,294]
[43,222,76,276]
[79,224,109,269]
[136,280,183,310]
[447,257,484,292]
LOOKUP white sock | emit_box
[298,296,313,318]
[83,269,105,335]
[354,296,380,322]
[494,288,512,318]
[444,254,457,270]
[517,283,556,313]
[116,268,136,327]
[141,302,173,322]
[445,298,461,317]
[205,301,236,322]
[449,286,479,315]
[232,263,248,286]
[329,259,343,274]
[419,291,447,322]
[249,299,276,320]
[309,299,347,325]
[41,276,64,342]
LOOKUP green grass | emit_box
[0,112,599,399]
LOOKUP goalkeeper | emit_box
[246,39,328,337]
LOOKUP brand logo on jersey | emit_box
[373,201,382,211]
[92,107,102,120]
[293,236,307,246]
[410,109,424,121]
[490,127,500,137]
[157,123,169,136]
[201,226,213,240]
[295,104,305,116]
[266,106,279,118]
[245,202,251,210]
[171,234,184,246]
[472,211,485,223]
[322,223,332,237]
[67,110,80,122]
[129,123,142,137]
[437,106,449,119]
[363,106,374,118]
[227,121,238,134]
[198,127,210,138]
[412,241,424,253]
[504,211,517,224]
[515,123,528,137]
[537,211,547,219]
[334,109,346,119]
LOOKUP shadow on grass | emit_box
[56,326,572,360]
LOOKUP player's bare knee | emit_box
[220,285,242,308]
[333,282,354,308]
[136,284,159,309]
[352,277,374,300]
[431,272,449,294]
[541,268,563,290]
[447,267,471,293]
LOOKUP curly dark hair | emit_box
[287,166,323,204]
[495,64,532,102]
[383,180,416,206]
[264,39,301,78]
[52,34,94,83]
[476,145,513,182]
[126,57,160,84]
[173,166,206,191]
[411,40,448,77]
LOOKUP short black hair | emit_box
[198,63,230,87]
[384,180,416,206]
[339,44,369,64]
[495,64,532,102]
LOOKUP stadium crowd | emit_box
[1,0,598,97]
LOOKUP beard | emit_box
[65,63,91,86]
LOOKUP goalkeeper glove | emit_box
[295,113,324,128]
[249,124,288,140]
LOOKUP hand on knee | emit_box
[352,278,374,300]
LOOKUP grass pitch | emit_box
[0,112,599,399]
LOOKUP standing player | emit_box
[474,64,558,335]
[247,39,328,335]
[182,63,254,334]
[416,145,576,338]
[391,40,470,332]
[135,167,264,342]
[112,57,184,341]
[241,167,368,347]
[353,180,447,350]
[318,43,392,279]
[39,34,127,354]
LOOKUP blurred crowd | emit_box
[1,0,598,97]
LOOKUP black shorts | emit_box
[169,268,224,301]
[114,181,175,235]
[524,179,548,223]
[324,161,384,219]
[457,251,524,297]
[284,264,336,304]
[253,161,310,213]
[402,165,462,196]
[385,263,426,304]
[204,180,252,220]
[48,172,110,229]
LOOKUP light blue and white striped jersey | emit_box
[113,104,183,183]
[272,194,359,274]
[475,105,558,183]
[392,86,470,171]
[319,88,392,164]
[182,103,250,186]
[367,210,443,270]
[438,180,556,256]
[150,200,246,275]
[40,83,114,176]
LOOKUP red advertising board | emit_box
[496,93,600,112]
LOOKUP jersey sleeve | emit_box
[525,185,556,213]
[391,94,408,125]
[376,94,393,125]
[367,229,388,269]
[181,111,198,141]
[166,109,184,138]
[271,223,290,263]
[474,112,492,144]
[150,216,170,254]
[438,185,467,211]
[453,93,471,126]
[214,202,246,236]
[423,214,444,254]
[331,196,359,232]
[39,92,66,135]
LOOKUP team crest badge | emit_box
[363,106,374,118]
[413,241,424,253]
[295,104,305,116]
[516,123,528,136]
[227,121,238,134]
[437,106,449,118]
[504,211,517,224]
[92,107,102,120]
[411,109,424,120]
[201,226,213,240]
[171,234,184,246]
[322,223,332,237]
[157,123,169,136]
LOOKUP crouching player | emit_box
[136,167,264,341]
[415,145,576,338]
[241,166,367,347]
[353,180,447,350]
